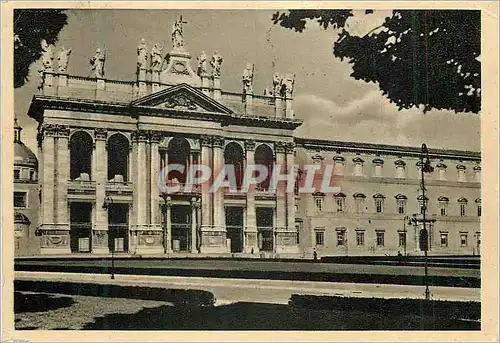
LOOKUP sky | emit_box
[14,9,481,155]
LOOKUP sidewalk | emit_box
[15,271,480,305]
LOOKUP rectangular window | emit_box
[14,192,27,208]
[460,233,468,247]
[477,205,481,217]
[335,198,345,212]
[14,169,20,180]
[356,231,365,246]
[440,232,449,247]
[398,232,406,247]
[375,199,384,213]
[315,197,323,212]
[315,231,324,246]
[397,200,406,214]
[460,204,466,216]
[374,165,383,177]
[440,206,447,216]
[29,170,35,181]
[376,231,385,246]
[336,229,346,246]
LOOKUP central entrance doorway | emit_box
[171,205,191,252]
[225,206,244,253]
[256,207,274,252]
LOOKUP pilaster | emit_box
[150,132,161,226]
[244,139,258,253]
[93,128,109,254]
[200,135,212,231]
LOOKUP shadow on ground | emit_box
[82,301,480,331]
[14,292,75,313]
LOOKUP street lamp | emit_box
[102,196,115,279]
[419,143,434,300]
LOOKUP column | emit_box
[285,142,300,254]
[150,132,161,227]
[285,142,296,231]
[55,126,69,226]
[190,197,198,253]
[275,142,286,231]
[200,136,212,230]
[93,128,109,254]
[275,96,283,118]
[164,196,172,253]
[212,136,225,232]
[137,131,148,228]
[244,140,258,253]
[41,127,55,225]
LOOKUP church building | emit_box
[24,18,481,257]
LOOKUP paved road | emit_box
[15,259,480,278]
[15,271,480,304]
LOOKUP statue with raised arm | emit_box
[150,43,163,71]
[242,63,254,93]
[210,51,223,77]
[197,51,207,76]
[40,39,54,72]
[172,19,184,48]
[273,72,282,96]
[57,46,72,73]
[281,73,295,97]
[137,38,148,70]
[90,48,106,78]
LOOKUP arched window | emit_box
[395,194,407,214]
[458,197,468,216]
[353,193,366,213]
[473,165,481,182]
[255,144,274,191]
[352,156,364,176]
[167,137,191,184]
[457,164,467,182]
[436,162,447,181]
[107,134,129,182]
[372,158,384,177]
[70,131,93,180]
[373,193,385,213]
[394,159,406,178]
[224,142,244,190]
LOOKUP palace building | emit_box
[21,19,481,257]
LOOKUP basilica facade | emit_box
[20,20,481,257]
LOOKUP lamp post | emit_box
[102,196,114,280]
[419,143,434,300]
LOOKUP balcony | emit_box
[67,180,96,194]
[106,181,133,195]
[160,182,201,195]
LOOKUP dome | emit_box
[14,142,38,168]
[13,117,38,169]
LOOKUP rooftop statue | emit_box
[197,51,207,76]
[57,46,72,73]
[137,38,148,70]
[90,48,106,78]
[273,72,282,96]
[40,39,54,72]
[242,63,254,93]
[172,16,187,49]
[281,73,295,97]
[151,43,163,71]
[210,51,223,77]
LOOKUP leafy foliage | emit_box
[14,9,68,88]
[273,10,481,114]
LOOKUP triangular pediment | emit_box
[131,83,233,114]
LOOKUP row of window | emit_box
[14,168,37,181]
[310,155,481,183]
[313,194,481,217]
[315,229,479,249]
